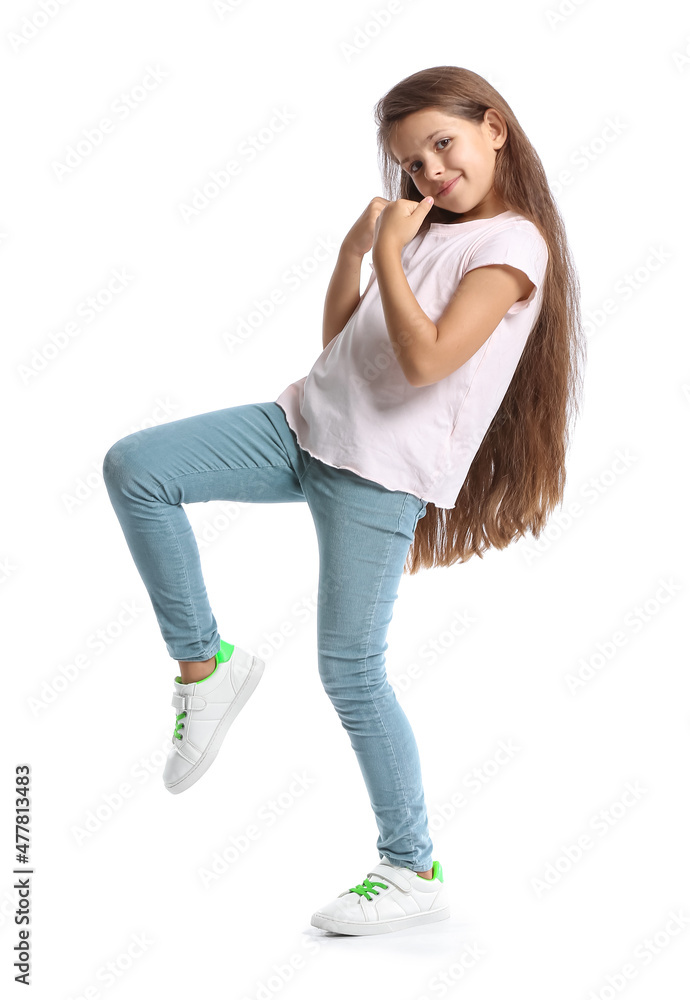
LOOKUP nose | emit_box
[422,160,443,183]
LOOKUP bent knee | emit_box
[102,435,147,490]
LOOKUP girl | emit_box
[102,65,585,936]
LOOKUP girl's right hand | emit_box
[341,198,391,258]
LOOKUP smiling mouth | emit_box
[437,175,460,196]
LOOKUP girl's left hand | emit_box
[372,197,434,254]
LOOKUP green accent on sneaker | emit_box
[349,878,389,901]
[173,639,236,685]
[217,638,235,663]
[197,638,234,682]
[415,859,442,881]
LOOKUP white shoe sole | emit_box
[310,905,451,935]
[165,653,265,795]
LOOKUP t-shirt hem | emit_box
[275,399,457,507]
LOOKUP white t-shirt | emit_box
[275,209,549,509]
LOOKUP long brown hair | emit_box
[372,66,586,574]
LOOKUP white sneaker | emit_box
[163,639,265,795]
[310,858,450,935]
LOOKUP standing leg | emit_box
[302,457,433,872]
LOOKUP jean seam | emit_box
[268,401,316,489]
[160,503,205,660]
[396,492,413,532]
[362,494,418,865]
[154,464,292,490]
[295,449,316,489]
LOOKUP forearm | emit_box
[322,245,364,350]
[371,239,437,385]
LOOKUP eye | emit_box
[409,137,451,174]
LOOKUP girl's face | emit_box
[389,107,508,221]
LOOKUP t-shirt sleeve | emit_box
[463,224,549,314]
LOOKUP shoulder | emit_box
[477,212,547,248]
[466,214,549,281]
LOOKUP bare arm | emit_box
[322,198,391,351]
[373,235,534,386]
[322,245,364,350]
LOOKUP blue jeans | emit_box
[102,401,433,871]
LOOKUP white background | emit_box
[3,0,689,997]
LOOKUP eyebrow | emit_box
[395,129,447,167]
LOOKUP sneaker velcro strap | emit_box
[171,692,207,713]
[367,868,412,893]
[177,739,202,764]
